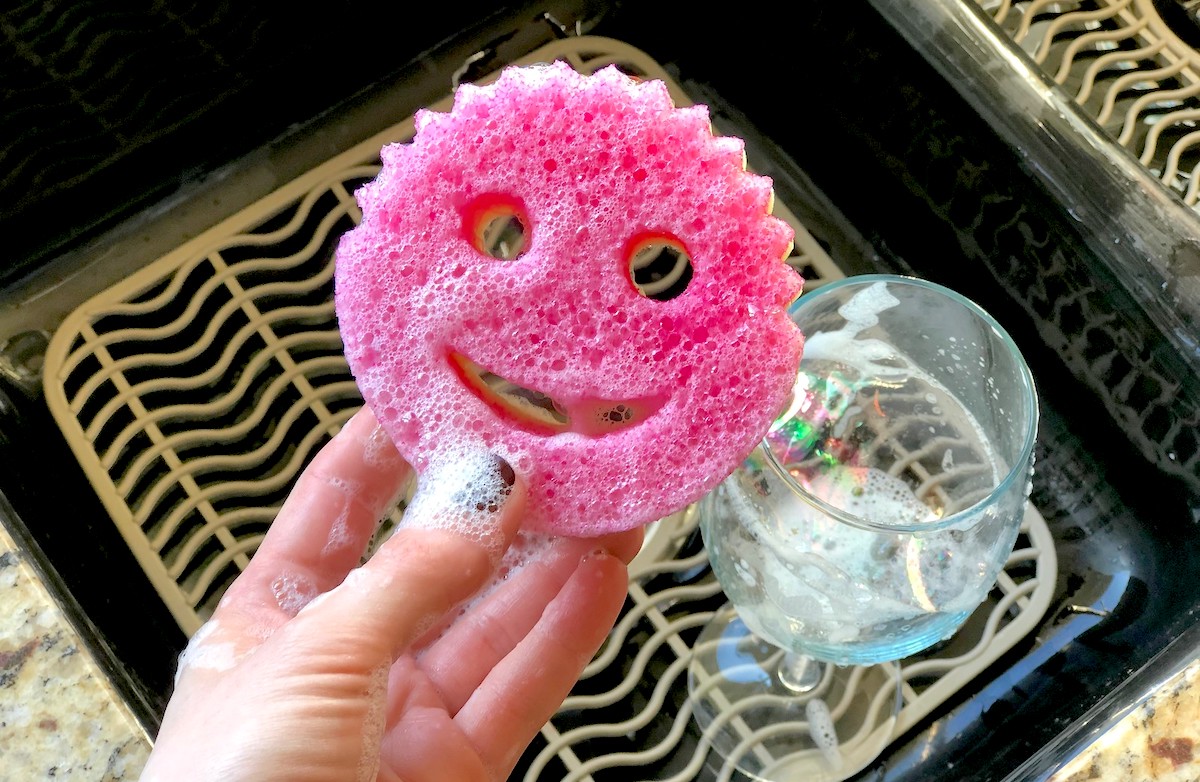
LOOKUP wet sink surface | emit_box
[2,2,1198,779]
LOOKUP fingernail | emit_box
[498,457,516,488]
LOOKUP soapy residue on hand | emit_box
[399,447,516,565]
[174,620,242,685]
[271,570,320,617]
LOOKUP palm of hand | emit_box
[140,409,640,782]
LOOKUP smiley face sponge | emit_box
[335,61,803,535]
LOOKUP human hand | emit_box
[140,407,642,782]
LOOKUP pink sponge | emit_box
[335,61,803,535]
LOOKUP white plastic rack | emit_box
[975,0,1200,211]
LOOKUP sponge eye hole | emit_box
[628,235,693,301]
[479,210,527,260]
[466,197,528,260]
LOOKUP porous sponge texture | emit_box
[335,61,803,535]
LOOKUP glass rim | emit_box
[762,274,1040,534]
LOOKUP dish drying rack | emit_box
[42,36,1057,780]
[974,0,1200,211]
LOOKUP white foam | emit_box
[809,467,937,529]
[320,476,360,556]
[806,697,843,770]
[469,529,557,606]
[174,620,241,685]
[363,422,404,469]
[802,282,910,383]
[270,570,319,617]
[400,446,515,563]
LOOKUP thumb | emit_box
[290,452,525,660]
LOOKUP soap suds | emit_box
[806,697,842,770]
[271,570,320,617]
[399,447,515,564]
[363,421,405,469]
[291,567,367,620]
[321,476,361,556]
[175,620,241,685]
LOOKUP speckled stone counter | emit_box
[0,522,149,781]
[1049,659,1200,782]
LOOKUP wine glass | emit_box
[688,274,1039,780]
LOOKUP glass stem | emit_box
[777,651,823,693]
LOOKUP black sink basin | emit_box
[1,2,1197,780]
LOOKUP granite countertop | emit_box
[1049,659,1200,782]
[1,507,1198,781]
[0,521,150,781]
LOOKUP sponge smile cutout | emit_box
[449,352,662,437]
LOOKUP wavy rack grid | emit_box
[975,0,1200,210]
[43,36,1054,780]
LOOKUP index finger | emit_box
[219,406,413,623]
